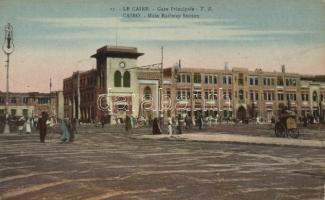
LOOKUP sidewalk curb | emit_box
[130,134,325,149]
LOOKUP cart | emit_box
[274,112,299,138]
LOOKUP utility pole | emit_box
[159,47,164,125]
[49,78,52,117]
[2,23,14,134]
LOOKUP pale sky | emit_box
[0,0,324,92]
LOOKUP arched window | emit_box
[312,91,318,102]
[239,90,244,100]
[144,87,152,99]
[123,71,131,87]
[114,71,122,87]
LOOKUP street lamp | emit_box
[218,87,222,123]
[2,23,14,134]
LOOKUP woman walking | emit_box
[25,117,31,134]
[60,119,70,143]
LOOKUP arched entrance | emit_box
[237,106,246,122]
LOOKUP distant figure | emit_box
[34,117,38,129]
[303,115,308,127]
[197,115,203,130]
[18,117,25,134]
[101,116,105,128]
[69,118,77,142]
[25,117,31,134]
[125,115,131,132]
[38,112,48,143]
[152,118,162,135]
[168,117,173,136]
[185,115,191,129]
[60,119,70,143]
[176,118,182,134]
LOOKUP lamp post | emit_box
[2,23,14,134]
[218,87,222,123]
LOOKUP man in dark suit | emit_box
[38,112,48,143]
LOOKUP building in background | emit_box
[63,45,325,124]
[0,91,64,119]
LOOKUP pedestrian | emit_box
[198,114,203,130]
[152,117,162,135]
[69,118,77,142]
[34,116,38,129]
[60,119,70,143]
[125,115,131,132]
[101,116,105,128]
[18,116,25,134]
[168,117,173,136]
[25,117,31,134]
[38,112,48,143]
[177,117,182,134]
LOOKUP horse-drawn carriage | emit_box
[274,111,299,138]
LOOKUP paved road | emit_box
[0,132,324,200]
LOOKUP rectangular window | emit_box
[223,91,227,100]
[250,78,254,85]
[186,75,191,83]
[223,76,227,84]
[255,78,258,85]
[11,97,16,103]
[11,109,16,116]
[205,91,209,99]
[228,76,232,84]
[205,76,208,84]
[255,93,259,100]
[250,92,254,100]
[209,76,212,84]
[277,77,283,86]
[263,78,267,85]
[23,97,28,104]
[193,73,201,83]
[23,109,28,117]
[213,76,217,84]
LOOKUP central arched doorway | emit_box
[237,106,246,122]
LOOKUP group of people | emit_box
[40,114,77,143]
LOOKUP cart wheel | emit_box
[288,128,299,139]
[275,122,285,137]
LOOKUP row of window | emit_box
[178,73,232,85]
[114,71,130,87]
[142,90,324,103]
[0,97,50,104]
[0,109,29,117]
[177,73,297,87]
[81,92,95,103]
[80,76,95,88]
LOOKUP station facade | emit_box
[63,45,325,124]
